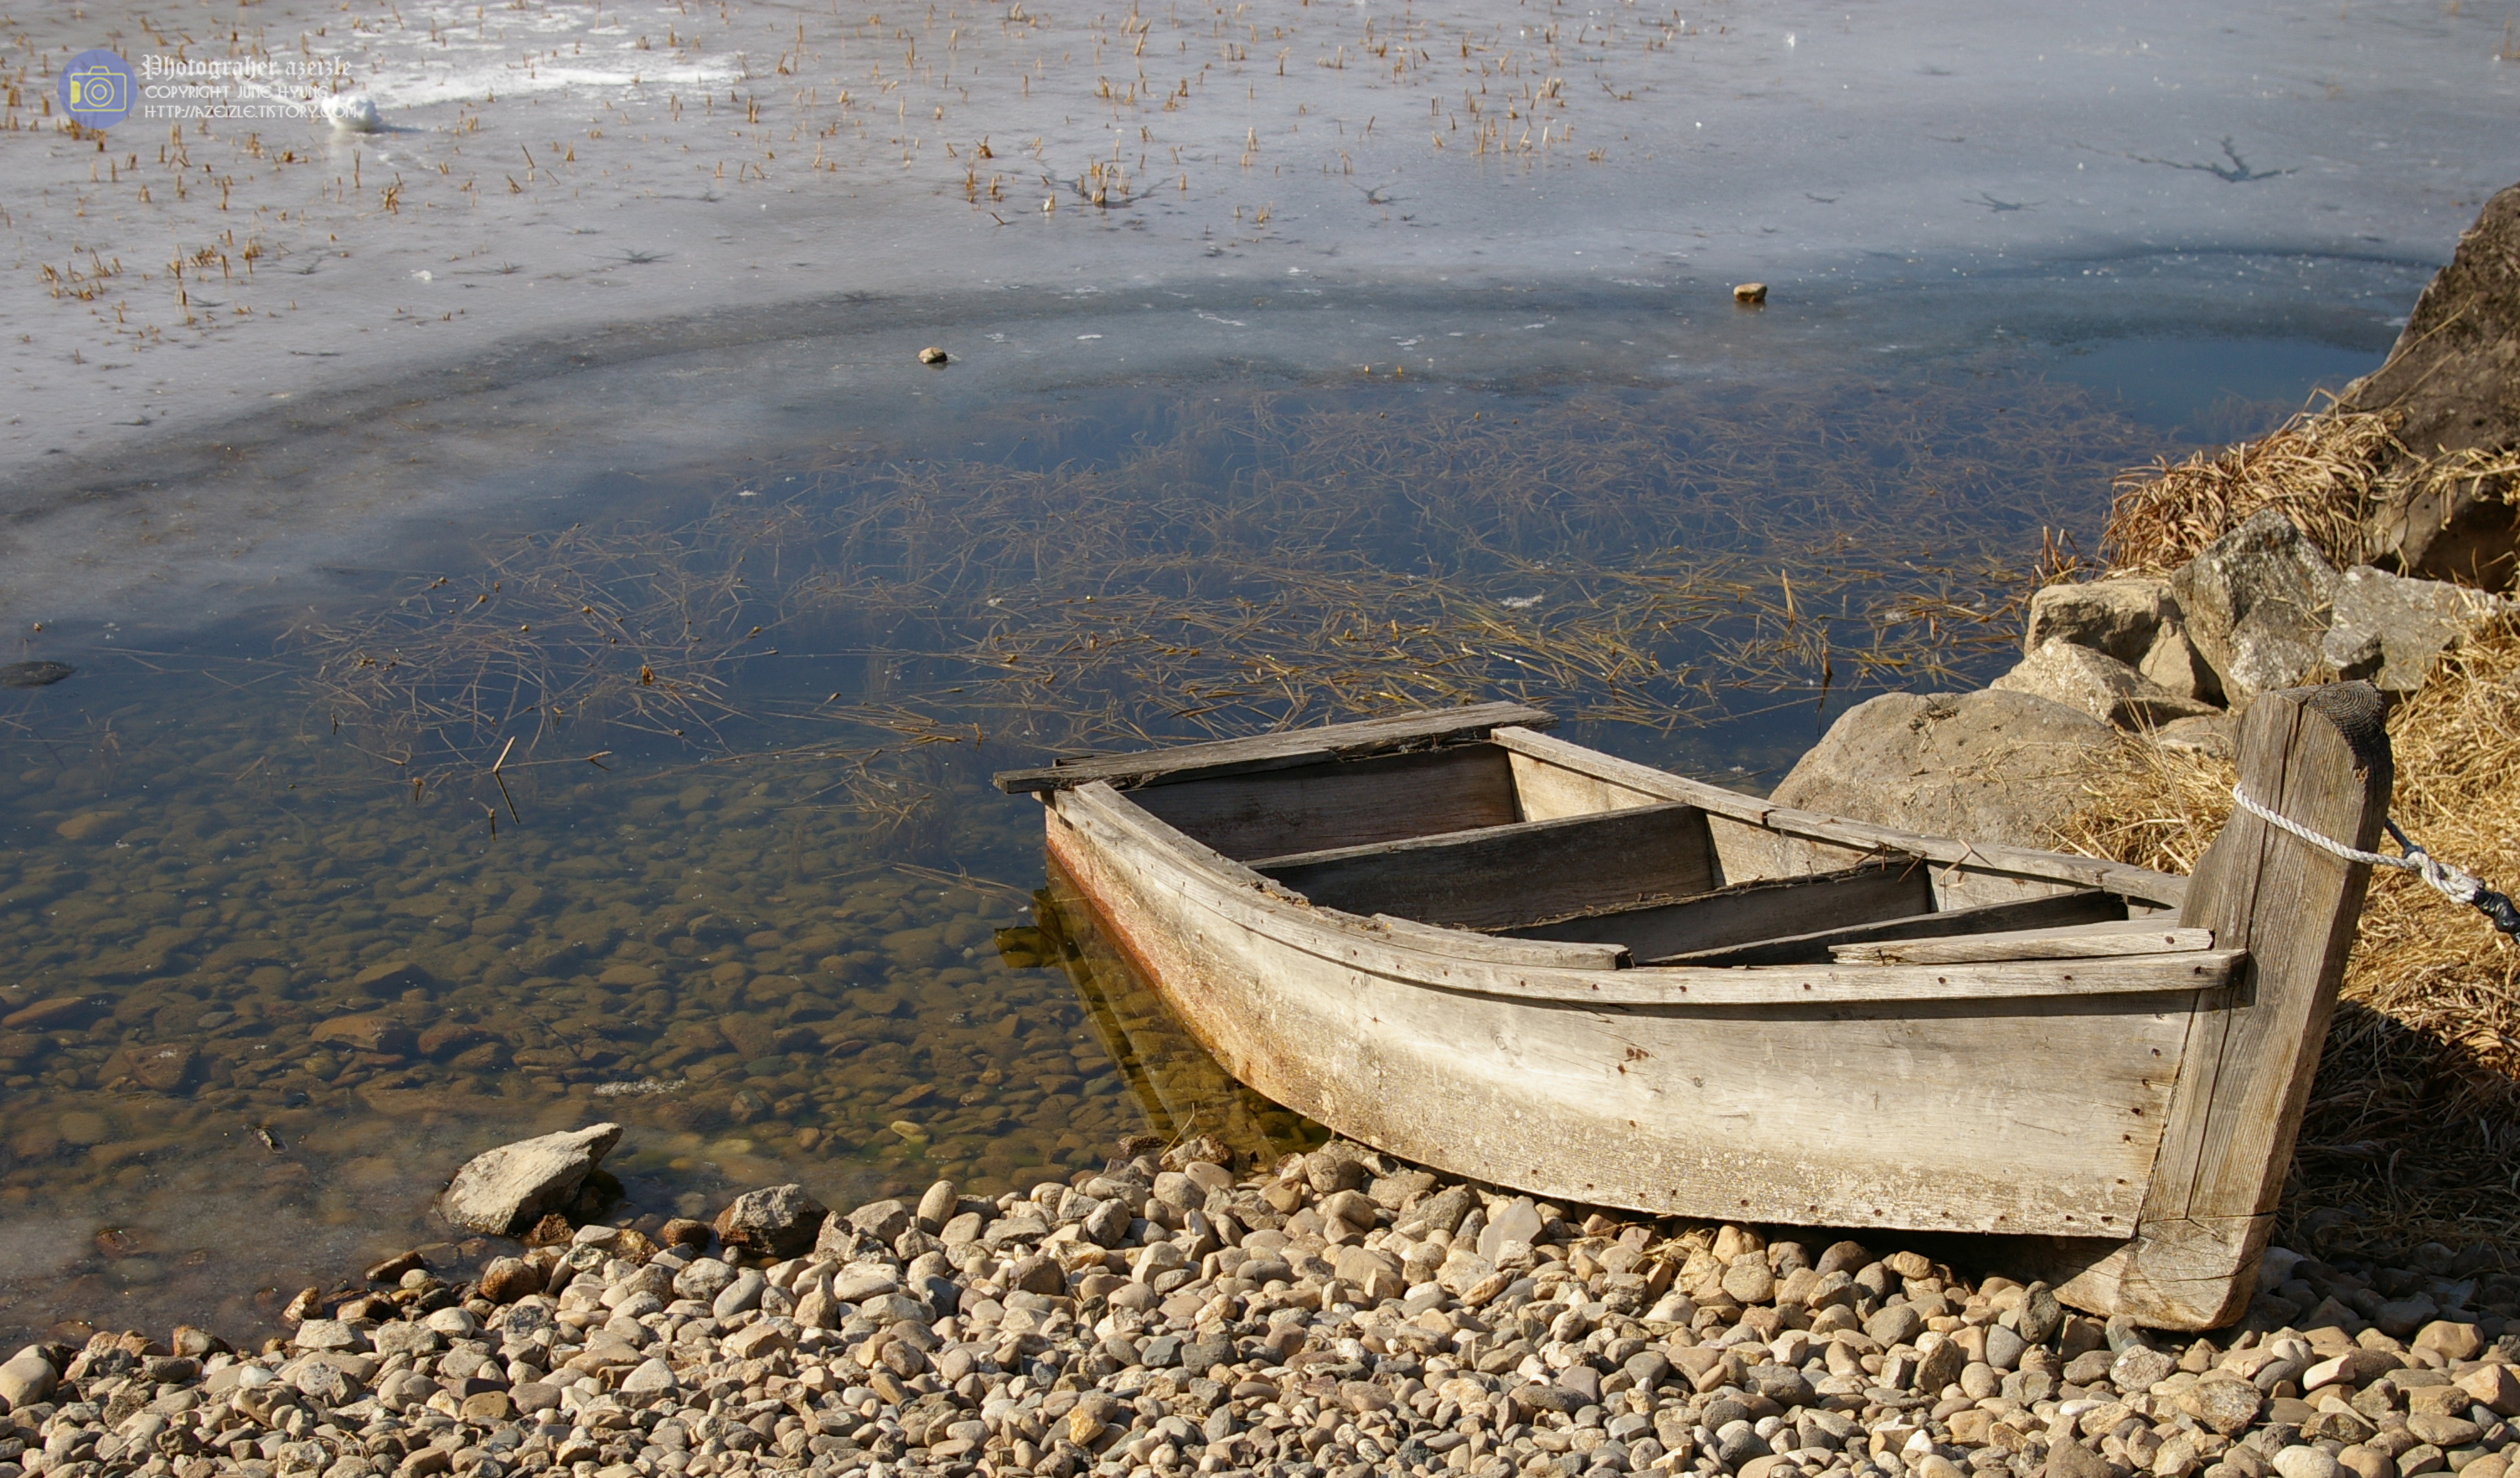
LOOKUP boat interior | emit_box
[1121,735,2143,969]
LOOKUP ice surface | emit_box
[0,0,2514,625]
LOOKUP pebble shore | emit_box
[6,1139,2518,1478]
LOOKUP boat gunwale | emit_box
[1059,778,2239,1010]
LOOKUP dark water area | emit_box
[0,305,2398,1349]
[2041,335,2387,444]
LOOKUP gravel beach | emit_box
[5,1136,2517,1478]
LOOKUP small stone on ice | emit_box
[1733,282,1769,303]
[918,346,950,364]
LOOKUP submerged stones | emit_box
[0,659,73,688]
[435,1122,624,1236]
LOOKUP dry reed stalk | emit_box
[2102,407,2520,578]
[2100,410,2400,575]
[297,377,2162,826]
[2054,620,2520,1257]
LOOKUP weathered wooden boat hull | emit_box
[1001,689,2392,1328]
[1047,791,2208,1235]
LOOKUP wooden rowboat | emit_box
[994,685,2393,1329]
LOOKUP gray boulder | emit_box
[2338,181,2520,588]
[2138,626,2223,704]
[2022,578,2178,667]
[1769,689,2123,849]
[2169,509,2340,709]
[2321,564,2516,693]
[2154,714,2237,759]
[436,1123,623,1236]
[713,1183,829,1259]
[846,1197,912,1244]
[1990,641,2220,730]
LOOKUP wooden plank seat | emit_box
[1655,888,2130,968]
[1504,857,1935,961]
[1250,803,1718,932]
[1130,745,1521,860]
[1831,919,2215,965]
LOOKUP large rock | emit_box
[2138,626,2223,704]
[714,1183,829,1259]
[2321,564,2516,692]
[2022,578,2178,667]
[1769,689,2122,849]
[2339,181,2520,587]
[436,1124,623,1236]
[1990,641,2220,730]
[2169,509,2340,709]
[0,1349,56,1408]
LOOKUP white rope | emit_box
[2229,783,2519,943]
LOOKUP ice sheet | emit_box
[0,0,2514,626]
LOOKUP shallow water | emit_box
[0,314,2390,1348]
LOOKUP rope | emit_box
[2229,783,2520,944]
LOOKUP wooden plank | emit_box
[2047,682,2393,1330]
[1660,889,2128,969]
[1067,783,2235,1008]
[1832,922,2215,965]
[1130,745,1520,860]
[993,701,1552,793]
[1254,803,1718,932]
[1489,726,2188,908]
[1368,915,1630,972]
[1048,780,2210,1238]
[2030,1214,2269,1337]
[1506,750,1679,819]
[1510,859,1934,962]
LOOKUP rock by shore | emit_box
[4,1134,2517,1478]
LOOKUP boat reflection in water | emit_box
[999,867,1330,1170]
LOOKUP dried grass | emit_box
[2100,410,2400,575]
[294,377,2162,827]
[2100,407,2520,578]
[2053,620,2520,1258]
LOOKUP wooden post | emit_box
[2046,683,2392,1327]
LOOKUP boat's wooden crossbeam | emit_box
[992,700,1553,793]
[1366,914,1630,971]
[1832,921,2216,966]
[1129,745,1521,861]
[1656,888,2128,968]
[1252,801,1719,933]
[1507,857,1934,961]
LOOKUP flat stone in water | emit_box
[0,659,73,687]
